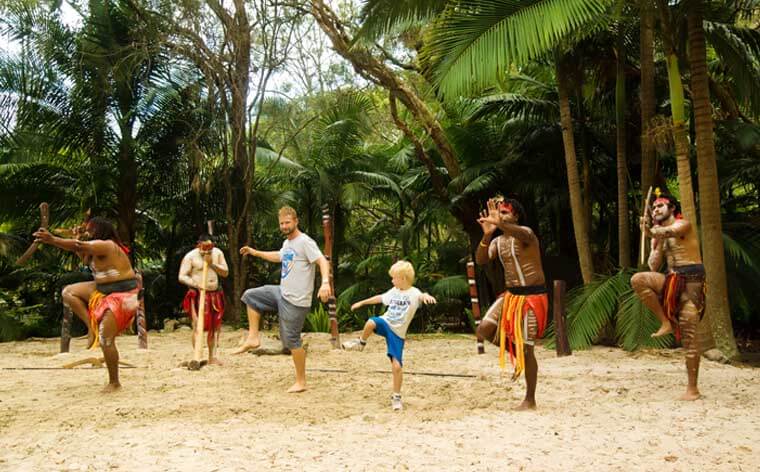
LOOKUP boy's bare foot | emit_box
[101,383,122,393]
[208,358,223,366]
[678,389,701,401]
[287,382,307,393]
[86,330,96,349]
[232,335,261,355]
[651,322,673,338]
[513,399,536,411]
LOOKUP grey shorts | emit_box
[240,285,309,349]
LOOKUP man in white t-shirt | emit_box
[235,206,331,393]
[342,260,436,410]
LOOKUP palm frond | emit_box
[256,146,303,170]
[564,269,629,350]
[357,0,446,41]
[704,21,760,117]
[722,230,760,274]
[615,289,673,351]
[469,92,559,123]
[422,0,612,98]
[431,275,468,299]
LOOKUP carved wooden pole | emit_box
[60,305,73,353]
[136,273,148,349]
[466,260,485,354]
[321,206,340,348]
[553,280,572,357]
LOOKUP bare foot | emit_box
[101,383,122,393]
[86,330,96,350]
[232,336,261,355]
[651,322,673,338]
[207,358,223,366]
[287,383,307,393]
[513,399,536,411]
[678,389,701,401]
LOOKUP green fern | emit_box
[305,304,331,333]
[564,269,631,350]
[615,290,673,351]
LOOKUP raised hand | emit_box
[477,207,497,235]
[239,246,255,257]
[477,199,500,232]
[350,302,362,311]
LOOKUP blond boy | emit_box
[343,261,436,410]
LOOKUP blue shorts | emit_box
[241,285,309,349]
[370,316,405,366]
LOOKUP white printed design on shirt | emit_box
[386,295,412,324]
[281,248,296,280]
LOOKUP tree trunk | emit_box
[556,59,594,284]
[639,0,656,265]
[616,28,630,268]
[223,3,252,323]
[687,6,739,358]
[116,130,137,256]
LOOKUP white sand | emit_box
[0,329,758,471]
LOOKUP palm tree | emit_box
[419,0,613,283]
[687,0,738,358]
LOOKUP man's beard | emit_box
[281,227,294,236]
[653,212,670,223]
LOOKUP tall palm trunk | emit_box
[639,0,656,264]
[688,5,738,359]
[663,53,698,225]
[557,58,594,284]
[657,1,698,225]
[616,28,630,268]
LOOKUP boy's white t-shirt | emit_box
[380,286,423,339]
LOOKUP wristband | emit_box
[479,241,489,248]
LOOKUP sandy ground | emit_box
[0,328,758,471]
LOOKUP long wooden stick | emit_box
[639,186,653,266]
[307,367,478,379]
[192,261,209,364]
[16,202,49,265]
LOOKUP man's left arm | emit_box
[316,256,332,303]
[210,249,229,278]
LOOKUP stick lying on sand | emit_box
[307,368,478,379]
[1,361,137,371]
[62,357,136,369]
